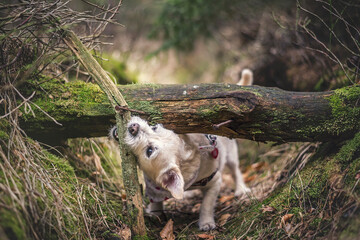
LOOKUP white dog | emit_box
[111,69,254,231]
[119,116,250,231]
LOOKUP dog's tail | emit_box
[237,68,253,86]
[109,126,119,141]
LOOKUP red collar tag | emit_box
[199,135,219,158]
[210,147,219,159]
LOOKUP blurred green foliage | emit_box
[149,0,227,52]
[148,0,288,54]
[149,0,252,54]
[99,54,138,85]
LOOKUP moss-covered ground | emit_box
[222,133,360,239]
[0,134,126,239]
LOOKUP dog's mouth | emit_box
[128,123,140,137]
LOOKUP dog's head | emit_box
[124,116,185,199]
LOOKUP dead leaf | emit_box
[61,92,71,98]
[192,203,201,213]
[251,162,266,171]
[218,213,231,226]
[197,233,214,239]
[284,223,292,234]
[160,219,175,240]
[355,171,360,180]
[219,195,234,203]
[92,151,104,174]
[121,193,127,200]
[281,214,294,226]
[91,171,101,177]
[76,153,84,161]
[244,174,257,183]
[115,225,131,240]
[261,205,275,213]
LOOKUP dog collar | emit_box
[198,134,219,159]
[191,168,219,187]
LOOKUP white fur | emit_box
[124,117,250,231]
[237,68,253,86]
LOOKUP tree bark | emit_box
[61,30,146,237]
[20,81,360,143]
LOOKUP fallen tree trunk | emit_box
[20,80,360,144]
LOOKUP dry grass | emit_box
[0,1,127,239]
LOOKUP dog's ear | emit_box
[160,168,184,199]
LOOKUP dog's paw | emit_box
[199,221,216,231]
[234,186,251,197]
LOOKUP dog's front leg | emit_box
[198,176,221,231]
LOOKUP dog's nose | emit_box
[128,123,139,136]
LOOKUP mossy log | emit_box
[20,79,360,144]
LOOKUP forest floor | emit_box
[144,142,303,239]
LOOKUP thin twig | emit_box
[0,47,22,70]
[115,105,147,115]
[212,120,233,130]
[0,91,35,119]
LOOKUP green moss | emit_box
[326,85,360,135]
[344,157,360,195]
[1,135,124,239]
[43,151,76,177]
[41,152,81,236]
[133,234,151,240]
[101,230,122,239]
[226,134,360,239]
[334,132,360,165]
[0,209,26,240]
[309,217,323,229]
[339,214,360,240]
[250,129,264,135]
[197,104,221,119]
[123,82,162,90]
[0,119,10,141]
[337,132,360,194]
[42,147,124,238]
[243,86,263,97]
[127,100,163,123]
[296,85,360,138]
[20,76,112,122]
[225,142,343,239]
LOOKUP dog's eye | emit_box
[146,146,154,158]
[151,126,157,131]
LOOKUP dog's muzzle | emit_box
[128,123,140,136]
